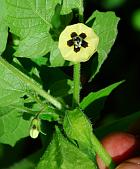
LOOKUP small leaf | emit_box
[86,11,120,80]
[31,103,61,121]
[63,108,96,160]
[39,112,59,121]
[80,81,122,110]
[37,127,97,169]
[80,81,123,122]
[38,105,60,121]
[31,56,49,66]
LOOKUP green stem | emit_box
[0,58,62,110]
[72,63,80,107]
[91,133,116,169]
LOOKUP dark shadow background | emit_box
[81,0,140,125]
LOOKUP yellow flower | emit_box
[58,23,99,63]
[29,118,40,139]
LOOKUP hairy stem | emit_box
[91,133,116,169]
[72,63,80,107]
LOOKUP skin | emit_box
[116,157,140,169]
[96,132,140,169]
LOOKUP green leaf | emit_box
[49,42,65,67]
[0,96,30,146]
[37,127,97,169]
[0,58,61,146]
[61,0,83,16]
[0,58,62,110]
[31,56,49,66]
[0,24,8,54]
[5,0,61,60]
[80,81,122,110]
[8,158,35,169]
[24,101,60,122]
[0,57,59,146]
[0,103,30,146]
[0,58,32,146]
[38,105,60,121]
[5,0,83,65]
[0,0,8,54]
[6,0,61,39]
[14,32,52,59]
[86,11,120,80]
[39,112,59,121]
[63,108,96,161]
[80,81,123,121]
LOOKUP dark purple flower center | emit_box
[67,32,88,53]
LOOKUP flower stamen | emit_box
[67,32,88,53]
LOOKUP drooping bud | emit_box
[29,118,40,139]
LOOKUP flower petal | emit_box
[30,128,39,139]
[67,39,74,46]
[58,23,99,63]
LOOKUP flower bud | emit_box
[29,118,40,139]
